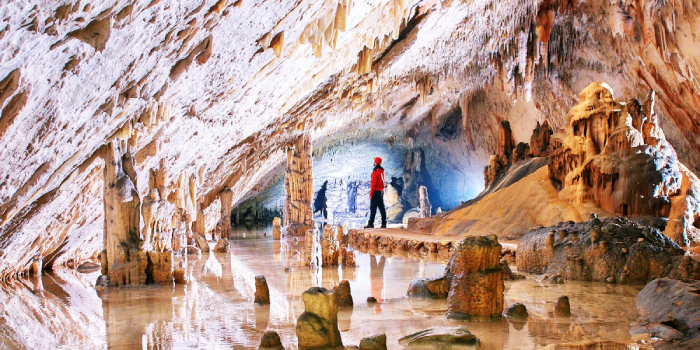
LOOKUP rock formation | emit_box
[548,83,700,246]
[296,287,343,349]
[254,275,270,305]
[359,334,387,350]
[517,217,700,283]
[334,279,353,307]
[554,296,571,316]
[504,303,528,319]
[321,224,340,267]
[633,278,700,348]
[407,235,504,320]
[100,141,147,286]
[418,186,431,218]
[259,331,285,350]
[284,134,314,236]
[272,217,282,240]
[530,121,553,157]
[398,327,478,349]
[484,121,515,188]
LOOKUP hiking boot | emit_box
[381,221,387,228]
[364,224,374,229]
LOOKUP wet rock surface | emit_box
[254,275,270,305]
[408,235,504,320]
[358,333,387,350]
[517,217,700,284]
[633,278,700,348]
[398,327,478,349]
[504,303,528,319]
[334,280,353,308]
[296,287,343,349]
[554,296,571,316]
[259,331,284,350]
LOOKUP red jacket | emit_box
[370,165,385,197]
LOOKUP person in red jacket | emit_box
[365,157,387,228]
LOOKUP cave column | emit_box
[220,188,233,237]
[99,141,147,286]
[283,134,314,236]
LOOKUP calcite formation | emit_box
[548,82,700,246]
[407,235,505,320]
[283,134,313,236]
[517,217,700,283]
[100,141,147,286]
[296,287,343,349]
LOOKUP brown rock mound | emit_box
[633,278,700,348]
[407,235,504,320]
[517,216,700,283]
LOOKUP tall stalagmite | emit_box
[100,141,147,286]
[283,134,314,236]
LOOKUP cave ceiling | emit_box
[1,0,700,277]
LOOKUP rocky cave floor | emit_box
[0,225,683,349]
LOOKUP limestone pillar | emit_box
[272,217,282,240]
[193,202,209,252]
[100,141,147,286]
[220,188,233,237]
[283,134,314,236]
[419,186,431,218]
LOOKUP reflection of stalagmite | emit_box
[283,134,314,236]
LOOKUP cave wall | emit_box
[1,0,700,277]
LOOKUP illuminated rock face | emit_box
[548,83,700,246]
[2,0,700,278]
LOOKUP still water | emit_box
[0,227,649,349]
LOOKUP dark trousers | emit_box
[368,191,386,227]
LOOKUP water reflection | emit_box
[0,226,651,349]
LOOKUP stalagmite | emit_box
[220,188,233,238]
[322,224,340,266]
[296,287,343,349]
[255,275,270,304]
[419,186,431,218]
[483,121,515,188]
[272,217,281,240]
[283,134,313,236]
[100,141,147,286]
[407,235,505,320]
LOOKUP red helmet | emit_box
[374,157,382,164]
